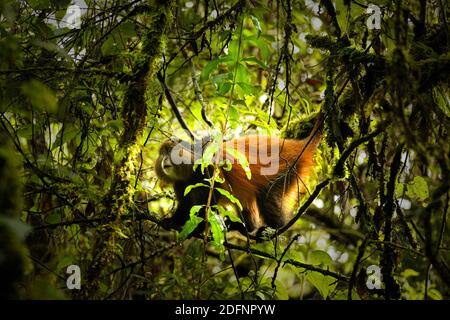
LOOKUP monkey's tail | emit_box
[303,111,324,152]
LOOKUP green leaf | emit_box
[216,205,242,223]
[310,250,333,267]
[214,175,225,184]
[228,105,240,129]
[251,15,262,38]
[227,39,240,61]
[201,59,220,81]
[241,56,267,69]
[406,176,429,203]
[178,205,204,241]
[306,250,336,298]
[306,271,337,299]
[235,63,249,83]
[395,182,405,198]
[218,30,232,42]
[106,119,123,132]
[237,82,260,96]
[16,124,33,139]
[215,188,243,211]
[21,80,58,113]
[184,182,209,196]
[118,22,136,40]
[251,38,270,61]
[56,254,76,271]
[212,72,233,85]
[217,82,232,96]
[46,212,62,224]
[52,124,81,150]
[101,36,118,56]
[211,72,233,96]
[111,225,129,239]
[402,269,419,278]
[428,288,443,300]
[247,120,273,131]
[274,280,289,300]
[32,39,72,60]
[220,159,233,172]
[101,22,136,55]
[208,211,225,260]
[201,143,219,173]
[26,0,51,9]
[225,147,251,180]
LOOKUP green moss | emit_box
[282,112,320,140]
[305,34,336,51]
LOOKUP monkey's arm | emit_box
[159,182,192,230]
[162,181,215,229]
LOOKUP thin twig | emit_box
[226,242,348,282]
[271,234,300,289]
[157,72,195,140]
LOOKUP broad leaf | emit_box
[251,15,262,38]
[178,205,204,241]
[208,211,225,260]
[184,182,209,196]
[215,204,242,223]
[201,59,220,81]
[215,187,243,211]
[406,176,429,203]
[225,147,252,180]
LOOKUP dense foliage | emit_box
[0,0,449,300]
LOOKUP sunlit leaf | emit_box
[428,288,443,300]
[251,15,262,38]
[184,182,209,196]
[228,105,240,128]
[208,211,225,260]
[241,56,267,68]
[225,147,251,180]
[235,63,249,83]
[406,176,429,203]
[250,37,270,61]
[216,204,242,223]
[201,143,219,173]
[215,187,243,211]
[310,250,333,266]
[402,269,420,278]
[306,271,337,299]
[237,82,260,96]
[178,205,204,241]
[52,124,81,150]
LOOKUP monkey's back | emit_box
[218,135,318,230]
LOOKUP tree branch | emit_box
[157,72,196,140]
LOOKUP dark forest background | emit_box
[0,0,449,300]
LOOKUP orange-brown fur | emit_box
[218,134,320,230]
[155,118,321,233]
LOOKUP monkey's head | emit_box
[155,138,198,184]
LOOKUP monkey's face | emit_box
[155,139,195,183]
[158,153,176,180]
